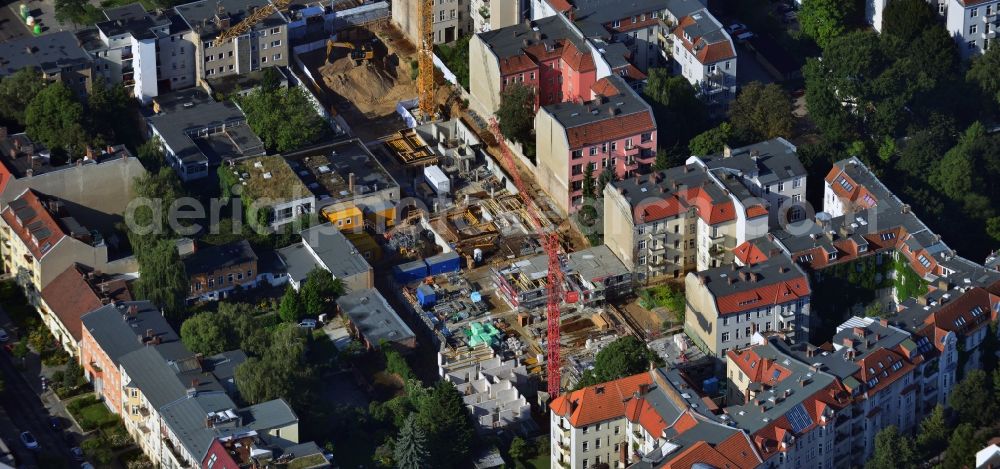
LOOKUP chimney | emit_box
[723,145,732,158]
[348,173,355,192]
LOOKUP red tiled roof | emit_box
[0,188,67,259]
[734,241,770,266]
[684,187,735,225]
[550,372,652,427]
[565,111,655,148]
[499,54,537,75]
[591,77,621,98]
[715,277,810,315]
[672,16,736,64]
[561,41,596,73]
[727,349,793,384]
[41,264,131,342]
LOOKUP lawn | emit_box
[67,396,119,431]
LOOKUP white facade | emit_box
[947,0,999,59]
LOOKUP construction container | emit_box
[393,259,428,283]
[423,165,450,195]
[426,251,461,275]
[416,284,436,307]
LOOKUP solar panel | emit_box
[786,403,813,433]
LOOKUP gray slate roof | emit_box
[337,288,415,347]
[297,222,372,280]
[0,31,92,77]
[80,301,185,365]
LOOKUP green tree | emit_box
[24,82,89,158]
[238,87,325,153]
[394,415,430,469]
[0,69,47,126]
[643,69,708,149]
[688,122,733,156]
[969,44,1000,105]
[278,286,306,323]
[300,267,343,317]
[416,380,476,467]
[180,311,228,355]
[941,423,984,469]
[136,137,166,173]
[867,425,917,469]
[509,436,533,462]
[729,82,794,142]
[915,405,949,460]
[800,0,859,48]
[948,369,996,426]
[496,83,535,145]
[134,238,189,322]
[881,0,939,43]
[576,336,662,388]
[581,163,595,199]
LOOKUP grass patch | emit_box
[67,395,119,431]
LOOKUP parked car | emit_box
[19,432,38,451]
[0,328,9,342]
[298,319,318,329]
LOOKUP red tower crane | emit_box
[488,118,565,397]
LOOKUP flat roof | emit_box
[0,31,92,77]
[284,140,398,207]
[337,288,415,346]
[230,155,311,203]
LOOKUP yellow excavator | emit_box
[326,40,374,66]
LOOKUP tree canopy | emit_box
[25,82,89,159]
[799,0,859,48]
[867,425,917,469]
[728,82,794,143]
[496,83,535,145]
[577,336,663,388]
[238,86,325,153]
[0,69,47,127]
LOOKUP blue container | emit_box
[426,251,461,275]
[416,284,437,306]
[702,377,719,395]
[393,259,429,283]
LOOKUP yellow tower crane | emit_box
[417,0,436,119]
[213,0,292,47]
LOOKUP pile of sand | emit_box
[319,55,416,116]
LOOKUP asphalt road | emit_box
[0,350,77,467]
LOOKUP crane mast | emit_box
[417,0,436,119]
[488,119,563,397]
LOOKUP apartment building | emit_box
[175,0,289,83]
[393,0,472,45]
[183,240,259,301]
[78,301,184,413]
[0,32,93,96]
[146,89,264,181]
[946,0,999,58]
[0,189,135,293]
[549,372,653,468]
[76,3,195,103]
[689,139,807,228]
[470,0,524,33]
[669,8,737,103]
[535,75,657,213]
[38,264,131,356]
[684,255,811,358]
